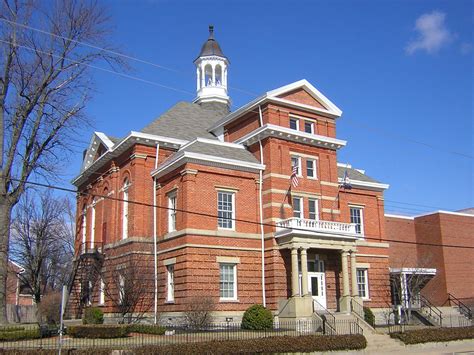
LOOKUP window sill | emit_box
[165,301,175,304]
[307,177,318,180]
[218,228,235,232]
[219,299,239,303]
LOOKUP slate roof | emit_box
[197,26,226,59]
[180,140,260,164]
[337,166,379,183]
[141,102,225,141]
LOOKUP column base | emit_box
[278,296,314,321]
[339,295,351,313]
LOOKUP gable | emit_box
[277,89,328,110]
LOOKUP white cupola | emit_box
[194,26,230,108]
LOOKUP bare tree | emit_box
[184,296,216,329]
[103,259,154,324]
[0,0,124,323]
[390,254,436,324]
[10,189,74,304]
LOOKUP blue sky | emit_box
[71,0,472,215]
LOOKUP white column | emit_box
[301,247,309,296]
[201,65,205,88]
[196,68,200,91]
[211,64,216,86]
[340,250,350,312]
[350,251,358,297]
[291,247,299,297]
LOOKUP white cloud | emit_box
[406,11,453,55]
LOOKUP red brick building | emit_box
[70,27,401,323]
[386,210,474,308]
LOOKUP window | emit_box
[350,206,364,235]
[306,159,317,178]
[308,199,319,220]
[118,274,125,305]
[99,279,105,305]
[168,193,177,232]
[81,206,87,253]
[357,268,369,299]
[304,121,314,134]
[291,156,302,176]
[167,265,175,302]
[217,191,235,229]
[289,118,299,130]
[122,179,129,239]
[219,263,237,300]
[90,198,97,249]
[293,197,303,218]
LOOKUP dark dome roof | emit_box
[197,26,226,59]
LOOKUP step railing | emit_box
[350,298,373,327]
[420,294,443,326]
[313,299,336,335]
[447,293,472,320]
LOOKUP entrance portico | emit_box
[276,218,362,320]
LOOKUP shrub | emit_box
[241,304,273,330]
[38,292,62,325]
[363,306,375,327]
[67,325,129,338]
[390,326,474,344]
[0,327,40,341]
[82,307,104,324]
[128,324,166,335]
[184,295,216,329]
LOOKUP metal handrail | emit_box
[420,294,443,326]
[350,298,371,326]
[448,293,472,319]
[313,299,336,335]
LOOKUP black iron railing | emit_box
[313,299,336,335]
[447,293,472,320]
[419,294,443,326]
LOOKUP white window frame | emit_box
[81,206,87,253]
[168,192,177,233]
[217,191,235,230]
[308,199,319,220]
[304,121,314,134]
[356,268,369,300]
[306,159,317,179]
[99,278,105,305]
[293,196,303,219]
[349,206,364,236]
[291,156,302,177]
[90,198,96,249]
[166,265,175,302]
[219,263,237,301]
[289,117,299,131]
[122,180,129,240]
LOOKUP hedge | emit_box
[0,334,367,354]
[391,326,474,344]
[0,327,40,341]
[82,307,104,325]
[363,306,375,327]
[127,324,166,335]
[67,325,129,339]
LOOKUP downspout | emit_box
[258,106,266,307]
[153,144,160,324]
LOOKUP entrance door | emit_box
[308,272,326,309]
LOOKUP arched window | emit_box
[102,187,109,245]
[204,64,212,86]
[215,65,222,86]
[81,205,87,253]
[90,197,97,249]
[122,179,129,239]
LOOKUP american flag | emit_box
[291,165,299,187]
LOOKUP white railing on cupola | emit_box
[275,217,359,238]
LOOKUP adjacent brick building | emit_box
[69,26,471,323]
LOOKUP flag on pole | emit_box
[291,165,299,188]
[342,168,352,190]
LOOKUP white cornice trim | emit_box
[338,178,389,191]
[389,268,436,275]
[414,210,474,218]
[384,214,414,220]
[151,151,265,179]
[72,132,188,186]
[179,137,246,152]
[235,124,347,150]
[208,79,342,133]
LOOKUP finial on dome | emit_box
[209,25,214,38]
